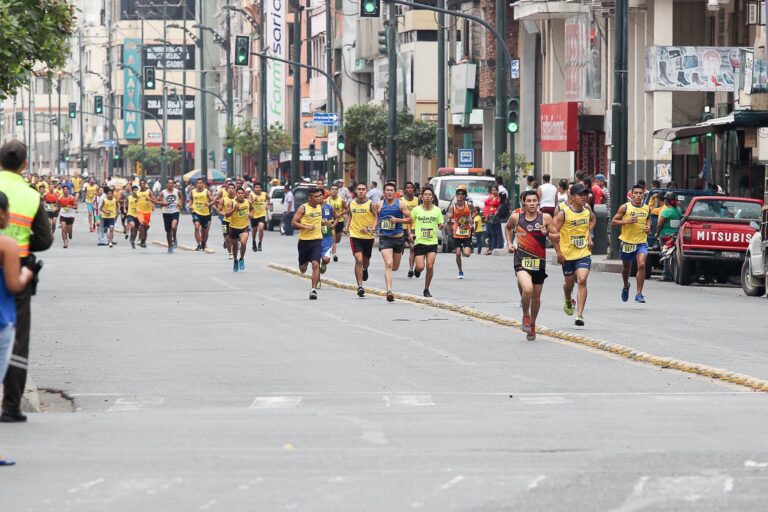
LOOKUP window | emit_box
[690,199,762,220]
[35,78,53,95]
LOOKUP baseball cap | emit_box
[570,183,588,195]
[456,185,468,193]
[595,174,606,182]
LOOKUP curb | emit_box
[151,240,215,254]
[21,378,41,413]
[490,249,623,274]
[268,262,768,393]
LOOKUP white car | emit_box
[267,187,285,231]
[741,218,767,296]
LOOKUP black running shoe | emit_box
[386,291,395,302]
[407,269,414,278]
[362,268,369,281]
[333,255,338,262]
[414,269,421,278]
[357,286,365,297]
[423,289,432,298]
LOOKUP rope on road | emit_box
[268,262,768,394]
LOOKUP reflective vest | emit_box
[0,171,41,258]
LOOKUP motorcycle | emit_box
[658,235,676,281]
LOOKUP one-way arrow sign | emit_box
[313,112,339,126]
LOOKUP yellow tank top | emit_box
[349,199,375,239]
[128,196,139,216]
[192,189,211,216]
[299,203,323,241]
[222,195,235,222]
[229,199,250,229]
[620,202,651,245]
[85,184,99,203]
[136,190,153,213]
[101,198,117,219]
[559,205,592,260]
[250,191,267,218]
[326,196,344,220]
[401,196,419,212]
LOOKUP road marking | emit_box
[250,396,302,409]
[209,277,239,291]
[269,263,768,393]
[745,460,768,468]
[199,500,217,510]
[518,396,570,405]
[335,415,388,445]
[633,476,649,493]
[107,397,164,412]
[527,475,546,491]
[68,478,105,494]
[440,475,464,490]
[723,477,734,492]
[393,395,434,407]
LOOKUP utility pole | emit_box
[79,29,85,178]
[385,2,397,183]
[259,14,268,185]
[290,0,303,185]
[198,0,208,178]
[28,77,33,172]
[325,0,335,182]
[225,1,235,177]
[161,15,169,183]
[182,6,188,177]
[106,2,115,175]
[494,0,507,160]
[48,77,54,175]
[436,0,446,168]
[610,0,628,259]
[57,73,62,171]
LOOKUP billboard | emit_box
[143,95,195,120]
[120,0,195,20]
[564,15,601,101]
[123,38,142,140]
[540,102,579,152]
[142,45,195,70]
[265,0,287,128]
[645,46,741,92]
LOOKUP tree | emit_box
[123,145,179,175]
[0,0,76,98]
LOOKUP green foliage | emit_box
[226,122,292,160]
[0,0,76,98]
[123,145,179,174]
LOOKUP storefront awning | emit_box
[653,126,713,141]
[654,110,768,141]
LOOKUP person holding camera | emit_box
[0,141,53,423]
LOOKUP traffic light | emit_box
[95,95,103,114]
[309,142,316,157]
[68,102,77,119]
[360,0,381,17]
[235,35,250,67]
[377,29,388,55]
[144,66,156,89]
[337,134,345,151]
[507,96,519,133]
[209,150,216,163]
[15,113,23,126]
[113,149,120,161]
[226,146,233,156]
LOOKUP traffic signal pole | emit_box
[225,6,235,177]
[290,0,303,185]
[436,0,446,169]
[385,3,397,183]
[78,29,85,178]
[609,0,628,259]
[494,0,507,161]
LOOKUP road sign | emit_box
[510,59,520,79]
[221,160,228,173]
[313,112,339,127]
[457,148,474,167]
[100,139,118,148]
[328,132,338,158]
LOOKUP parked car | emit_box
[740,204,768,297]
[267,186,285,231]
[672,196,764,285]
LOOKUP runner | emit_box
[84,177,99,232]
[100,188,118,248]
[136,179,154,248]
[292,187,324,299]
[446,185,473,279]
[42,186,60,235]
[118,183,131,237]
[126,185,140,249]
[57,186,78,248]
[216,183,237,259]
[401,182,420,277]
[158,178,182,254]
[213,178,233,249]
[411,186,443,298]
[225,187,251,272]
[248,182,270,252]
[553,183,596,326]
[375,182,411,302]
[319,197,338,279]
[505,191,560,341]
[473,206,485,255]
[325,184,346,262]
[189,178,213,251]
[72,174,83,202]
[345,183,378,297]
[612,183,652,303]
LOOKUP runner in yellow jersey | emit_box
[225,187,252,272]
[84,177,100,232]
[188,178,213,251]
[215,183,237,259]
[291,187,325,299]
[401,181,420,277]
[135,179,155,248]
[344,183,379,297]
[612,184,652,304]
[125,186,140,249]
[248,182,270,252]
[100,188,118,247]
[554,184,596,326]
[325,184,346,262]
[72,175,83,201]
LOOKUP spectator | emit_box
[366,181,383,202]
[496,192,511,249]
[483,186,500,254]
[537,174,557,217]
[575,171,585,184]
[556,179,569,208]
[591,175,607,205]
[656,192,683,281]
[496,175,509,196]
[282,184,295,236]
[473,206,485,255]
[584,178,595,208]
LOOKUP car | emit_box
[672,196,764,286]
[740,205,768,297]
[267,186,285,231]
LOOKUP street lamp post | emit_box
[291,0,303,185]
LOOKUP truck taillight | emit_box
[682,226,692,244]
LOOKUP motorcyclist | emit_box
[656,192,683,281]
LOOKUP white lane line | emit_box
[527,475,546,491]
[250,396,302,409]
[440,475,465,490]
[107,397,165,412]
[68,478,105,494]
[394,395,434,407]
[745,460,768,468]
[199,500,217,510]
[209,277,239,291]
[723,477,734,492]
[633,476,650,493]
[518,396,570,405]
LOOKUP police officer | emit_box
[0,141,53,423]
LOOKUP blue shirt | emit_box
[0,270,16,326]
[321,203,334,239]
[378,198,404,237]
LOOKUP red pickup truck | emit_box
[672,196,764,285]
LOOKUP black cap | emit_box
[570,183,588,195]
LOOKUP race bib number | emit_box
[44,203,55,211]
[61,206,70,213]
[237,209,248,217]
[622,243,637,253]
[457,227,470,237]
[380,219,395,231]
[420,228,434,240]
[571,235,587,249]
[195,202,206,211]
[221,224,228,234]
[521,257,541,271]
[322,225,331,236]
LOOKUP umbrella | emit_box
[183,168,227,183]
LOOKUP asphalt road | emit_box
[3,211,768,511]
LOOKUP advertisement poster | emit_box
[645,46,741,92]
[564,15,601,101]
[122,38,142,140]
[540,102,579,152]
[265,0,287,128]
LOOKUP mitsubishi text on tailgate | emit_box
[673,196,764,286]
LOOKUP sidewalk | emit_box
[491,248,623,274]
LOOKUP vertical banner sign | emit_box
[123,38,142,140]
[265,0,287,128]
